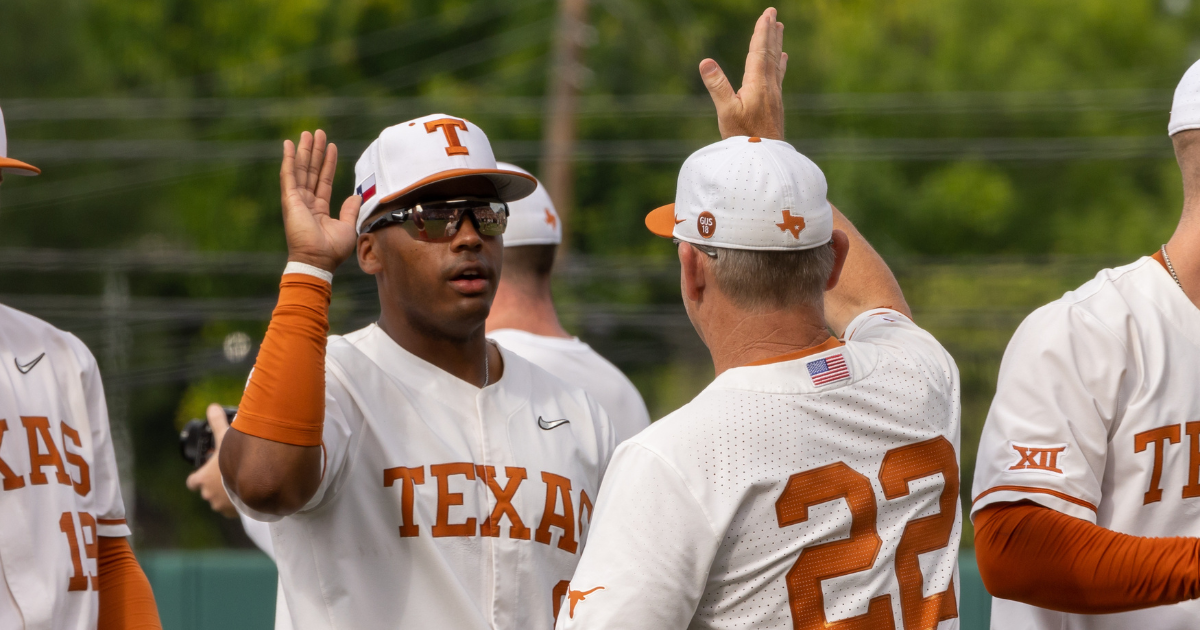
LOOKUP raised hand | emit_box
[700,7,789,140]
[280,130,362,273]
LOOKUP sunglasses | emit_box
[363,199,509,241]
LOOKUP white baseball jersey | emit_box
[238,514,293,630]
[557,308,962,630]
[971,255,1200,629]
[230,323,617,630]
[488,329,651,443]
[0,304,130,630]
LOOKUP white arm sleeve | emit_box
[556,442,719,630]
[970,302,1127,523]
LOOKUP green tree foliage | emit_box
[2,0,1198,547]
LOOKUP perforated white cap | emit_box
[645,136,832,250]
[1170,59,1200,136]
[352,113,537,233]
[0,106,40,176]
[495,163,561,247]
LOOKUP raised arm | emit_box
[219,130,360,516]
[823,206,910,335]
[700,8,908,336]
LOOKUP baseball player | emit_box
[558,9,962,630]
[970,60,1200,627]
[486,162,651,443]
[0,106,161,628]
[217,116,617,629]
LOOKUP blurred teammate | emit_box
[970,61,1200,627]
[218,115,616,629]
[487,163,651,443]
[559,9,962,630]
[0,107,160,628]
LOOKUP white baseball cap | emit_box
[1170,59,1200,136]
[645,136,832,250]
[353,113,537,233]
[495,163,561,247]
[0,106,40,176]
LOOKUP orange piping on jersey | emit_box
[97,537,161,630]
[972,485,1098,512]
[234,273,331,447]
[743,336,844,367]
[974,502,1200,614]
[1152,249,1170,272]
[96,518,127,526]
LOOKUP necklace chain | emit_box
[480,343,489,388]
[1162,244,1184,290]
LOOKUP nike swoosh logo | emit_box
[15,353,45,374]
[673,217,685,225]
[538,416,570,431]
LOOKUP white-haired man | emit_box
[556,23,962,628]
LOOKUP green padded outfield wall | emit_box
[142,551,993,629]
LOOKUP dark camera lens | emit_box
[179,419,216,469]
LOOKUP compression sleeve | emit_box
[974,502,1200,614]
[232,273,331,446]
[97,537,161,630]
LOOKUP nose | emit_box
[450,213,484,251]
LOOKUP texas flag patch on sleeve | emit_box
[356,174,376,202]
[807,353,850,386]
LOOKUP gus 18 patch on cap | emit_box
[645,136,833,251]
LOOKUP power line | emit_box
[6,135,1173,164]
[2,90,1173,121]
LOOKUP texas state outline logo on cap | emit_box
[645,136,833,251]
[353,113,538,233]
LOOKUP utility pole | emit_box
[541,0,590,253]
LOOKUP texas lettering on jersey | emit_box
[0,416,90,495]
[384,463,592,551]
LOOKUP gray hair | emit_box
[701,242,836,310]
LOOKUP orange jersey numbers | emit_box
[58,511,98,592]
[775,437,958,630]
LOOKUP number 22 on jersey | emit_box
[776,436,958,630]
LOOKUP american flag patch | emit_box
[807,353,850,386]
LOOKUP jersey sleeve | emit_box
[556,442,719,630]
[74,336,131,538]
[970,302,1128,523]
[844,307,958,391]
[227,362,356,523]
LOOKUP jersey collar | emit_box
[741,336,844,368]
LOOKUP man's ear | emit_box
[826,229,850,292]
[358,233,383,275]
[679,241,707,303]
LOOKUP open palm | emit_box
[280,130,361,273]
[700,8,789,141]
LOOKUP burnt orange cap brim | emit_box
[0,157,40,176]
[645,203,676,238]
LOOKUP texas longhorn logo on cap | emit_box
[351,115,538,234]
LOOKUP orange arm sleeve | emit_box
[233,273,331,446]
[974,502,1200,614]
[97,537,161,630]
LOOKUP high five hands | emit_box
[280,130,362,274]
[701,7,788,141]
